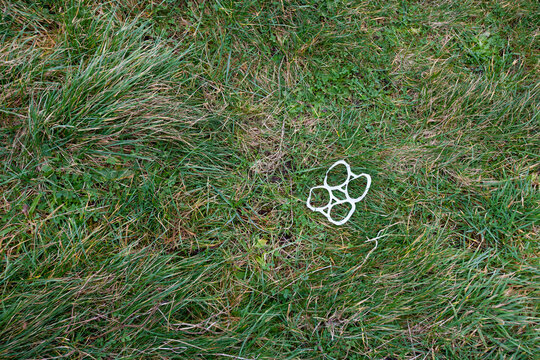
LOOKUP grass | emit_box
[0,0,538,358]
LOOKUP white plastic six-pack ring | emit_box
[306,160,371,225]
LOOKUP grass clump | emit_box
[1,0,539,358]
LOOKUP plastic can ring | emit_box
[306,160,371,225]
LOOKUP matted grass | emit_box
[1,0,538,359]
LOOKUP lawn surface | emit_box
[1,1,539,359]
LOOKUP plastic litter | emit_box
[306,160,371,225]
